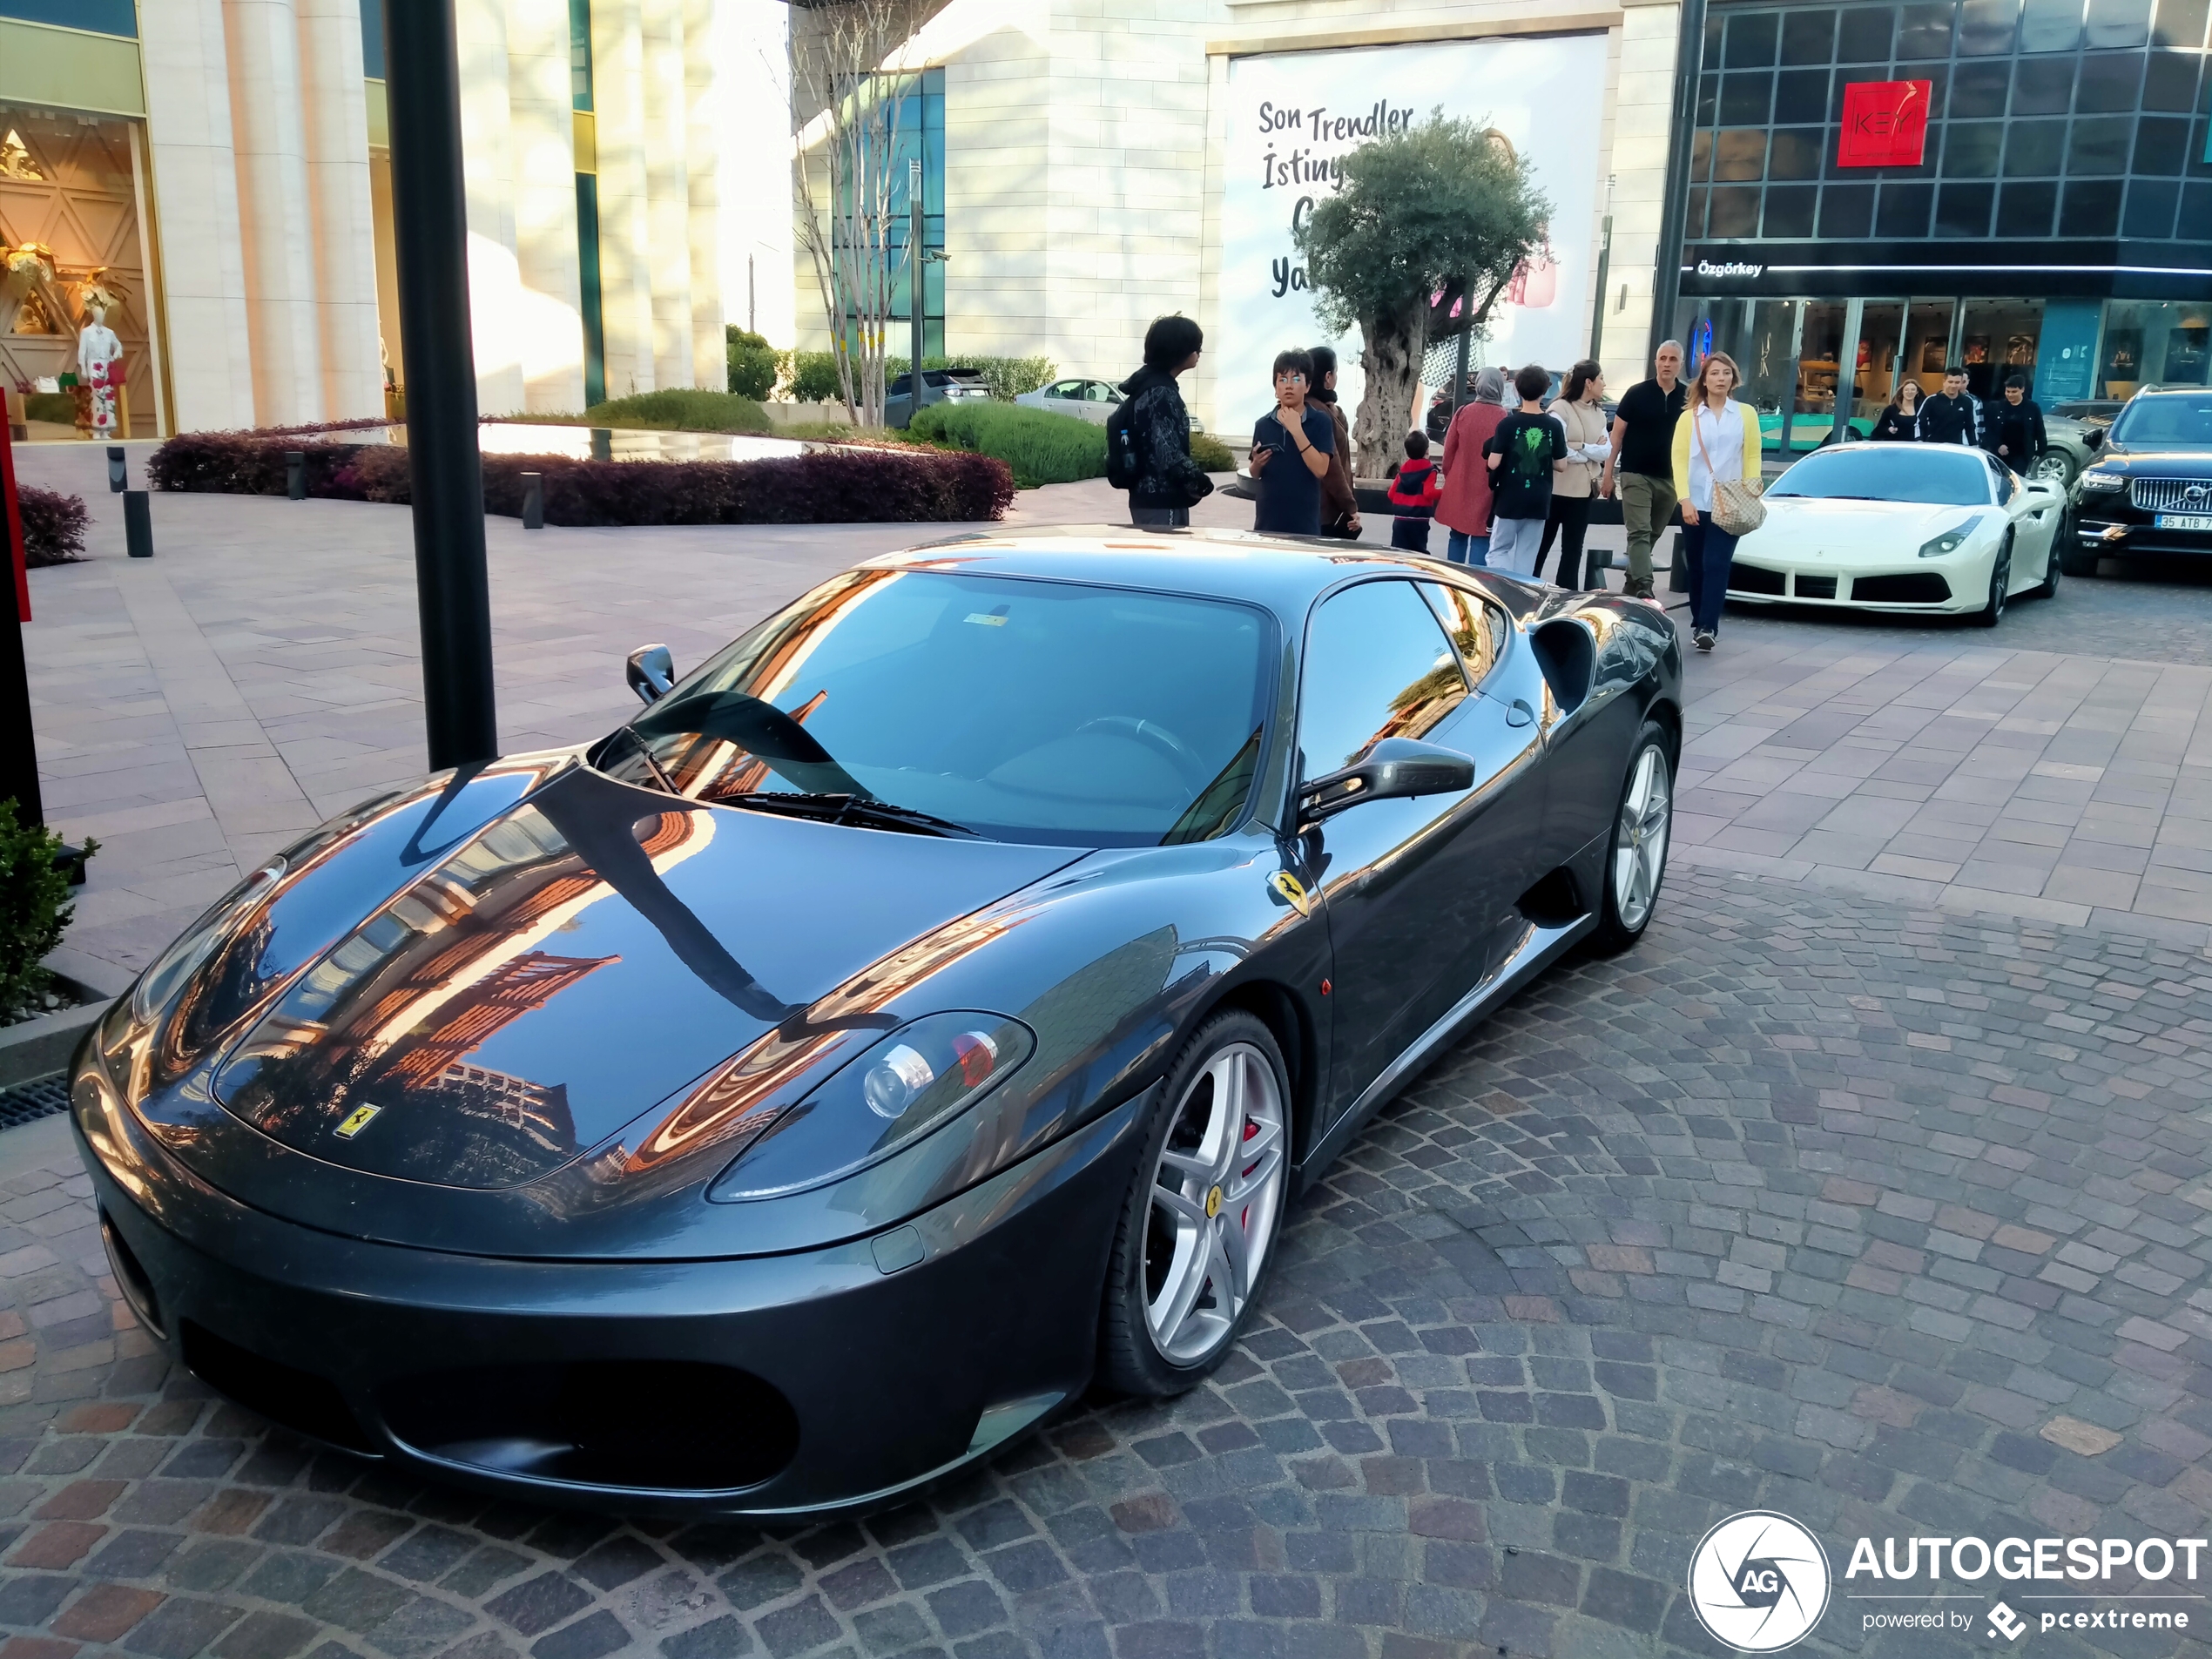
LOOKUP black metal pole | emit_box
[0,388,40,827]
[909,158,925,425]
[384,0,497,770]
[1649,0,1707,367]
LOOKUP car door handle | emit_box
[1506,699,1534,727]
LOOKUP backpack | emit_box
[1105,385,1140,490]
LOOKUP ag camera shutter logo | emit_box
[1688,1511,1832,1651]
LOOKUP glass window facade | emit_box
[836,70,946,358]
[0,1,135,37]
[1683,0,2211,245]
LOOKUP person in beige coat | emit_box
[1534,360,1612,588]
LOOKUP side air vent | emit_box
[1516,867,1585,927]
[1529,620,1595,717]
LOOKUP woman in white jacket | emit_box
[1671,352,1760,652]
[1534,360,1613,589]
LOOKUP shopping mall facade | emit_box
[1666,0,2210,453]
[0,0,742,438]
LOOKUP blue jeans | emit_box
[1446,529,1489,566]
[1682,516,1741,634]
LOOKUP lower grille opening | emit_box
[1851,572,1952,604]
[180,1322,374,1453]
[1794,574,1838,599]
[99,1211,163,1339]
[1727,563,1786,596]
[379,1359,799,1493]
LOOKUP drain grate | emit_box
[0,1074,71,1132]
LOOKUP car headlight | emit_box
[1919,515,1989,558]
[706,1011,1035,1201]
[98,856,287,1103]
[2079,466,2125,493]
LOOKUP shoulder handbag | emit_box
[1693,402,1766,537]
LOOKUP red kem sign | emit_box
[1838,79,1931,166]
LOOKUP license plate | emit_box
[2155,513,2212,531]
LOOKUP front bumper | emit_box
[74,1066,1150,1516]
[2074,505,2212,558]
[1723,550,1989,614]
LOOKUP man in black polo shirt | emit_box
[1602,341,1688,599]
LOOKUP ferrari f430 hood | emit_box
[209,766,1079,1189]
[1758,496,1991,556]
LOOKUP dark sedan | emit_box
[71,532,1681,1517]
[2065,388,2212,575]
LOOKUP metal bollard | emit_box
[285,449,306,500]
[1668,529,1687,594]
[124,489,152,557]
[590,427,612,462]
[521,471,544,529]
[106,445,126,493]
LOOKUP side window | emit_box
[1049,381,1080,399]
[1087,381,1116,401]
[1418,582,1510,686]
[1986,455,2015,502]
[1297,581,1469,779]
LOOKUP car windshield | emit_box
[595,570,1272,846]
[2109,395,2212,449]
[1765,446,1989,506]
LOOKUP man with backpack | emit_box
[1110,315,1213,528]
[1481,363,1569,576]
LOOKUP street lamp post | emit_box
[383,0,498,771]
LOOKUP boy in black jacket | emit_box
[1918,366,1983,448]
[1986,374,2047,474]
[1118,314,1214,527]
[1481,363,1568,575]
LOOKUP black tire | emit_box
[1099,1010,1291,1398]
[1973,532,2013,628]
[2060,536,2101,577]
[1588,720,1674,955]
[2027,511,2067,598]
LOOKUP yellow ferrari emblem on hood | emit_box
[334,1103,381,1140]
[1270,870,1312,916]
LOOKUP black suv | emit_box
[2066,388,2212,577]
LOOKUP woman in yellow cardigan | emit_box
[1670,352,1760,652]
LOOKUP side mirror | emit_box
[626,644,676,705]
[2086,429,2106,449]
[1298,738,1475,826]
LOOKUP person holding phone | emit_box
[1250,349,1336,536]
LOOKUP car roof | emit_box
[856,527,1531,617]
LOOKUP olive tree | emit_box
[1297,116,1549,477]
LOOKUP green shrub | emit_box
[781,351,1057,405]
[0,799,75,1020]
[725,327,780,399]
[1190,432,1234,472]
[909,402,1104,489]
[788,351,845,403]
[579,389,771,434]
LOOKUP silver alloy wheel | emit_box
[1613,745,1671,932]
[1143,1042,1287,1365]
[2028,452,2073,485]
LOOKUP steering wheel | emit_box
[1075,716,1211,791]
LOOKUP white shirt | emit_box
[1686,401,1742,514]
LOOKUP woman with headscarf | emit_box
[1434,368,1509,565]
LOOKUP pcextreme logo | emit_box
[1688,1512,1832,1652]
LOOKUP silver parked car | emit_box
[1015,378,1124,424]
[886,367,992,429]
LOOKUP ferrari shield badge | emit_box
[1270,870,1312,916]
[334,1103,381,1140]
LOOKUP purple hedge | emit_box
[145,431,1015,526]
[15,486,86,567]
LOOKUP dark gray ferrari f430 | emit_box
[72,529,1681,1516]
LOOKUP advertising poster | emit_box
[1216,36,1608,437]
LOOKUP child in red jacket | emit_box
[1386,429,1443,553]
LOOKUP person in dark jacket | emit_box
[1870,379,1923,441]
[1307,345,1361,538]
[1386,429,1443,553]
[1918,367,1983,448]
[1986,374,2047,475]
[1119,314,1214,528]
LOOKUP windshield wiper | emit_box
[723,792,984,840]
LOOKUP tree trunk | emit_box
[1352,307,1426,481]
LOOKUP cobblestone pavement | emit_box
[1,864,2209,1659]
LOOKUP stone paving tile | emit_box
[0,865,2207,1658]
